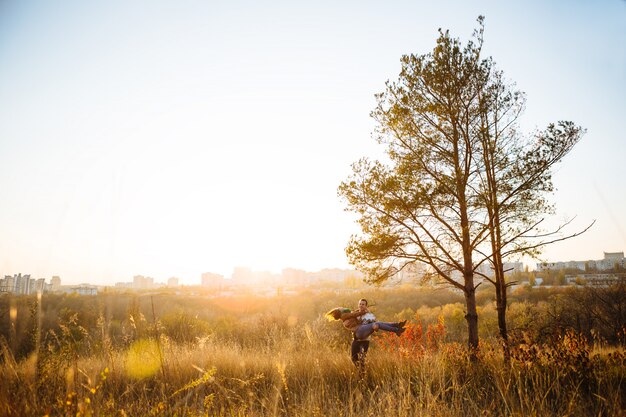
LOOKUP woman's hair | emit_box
[325,307,343,321]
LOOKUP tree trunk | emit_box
[495,276,510,363]
[464,279,479,360]
[493,209,511,362]
[480,117,510,363]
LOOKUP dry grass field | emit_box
[0,287,624,416]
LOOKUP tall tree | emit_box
[339,17,589,356]
[471,21,589,360]
[339,23,491,354]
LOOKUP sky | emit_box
[0,0,624,286]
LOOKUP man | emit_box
[351,299,371,376]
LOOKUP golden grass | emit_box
[1,287,624,416]
[1,329,624,417]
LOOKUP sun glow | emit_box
[0,1,623,285]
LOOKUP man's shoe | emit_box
[396,327,406,337]
[393,320,407,328]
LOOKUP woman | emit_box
[326,298,406,341]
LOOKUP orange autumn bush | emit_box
[376,313,446,358]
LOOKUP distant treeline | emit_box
[0,282,624,361]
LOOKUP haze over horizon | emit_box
[1,1,625,286]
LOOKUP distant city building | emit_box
[604,251,624,261]
[475,261,524,277]
[0,274,49,294]
[565,273,624,287]
[68,284,98,295]
[35,278,46,293]
[201,272,224,288]
[1,274,28,294]
[446,261,524,285]
[51,275,61,289]
[298,268,360,285]
[167,277,179,287]
[503,262,524,274]
[133,275,154,289]
[0,275,14,293]
[16,274,31,294]
[537,251,625,272]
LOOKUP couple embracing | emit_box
[326,298,407,369]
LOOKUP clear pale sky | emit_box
[1,1,624,285]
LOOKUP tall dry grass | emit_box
[0,318,624,417]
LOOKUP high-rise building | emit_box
[0,275,14,292]
[34,278,46,293]
[133,275,154,289]
[0,274,46,294]
[15,274,31,294]
[51,276,61,288]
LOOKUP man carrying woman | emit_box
[326,298,406,371]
